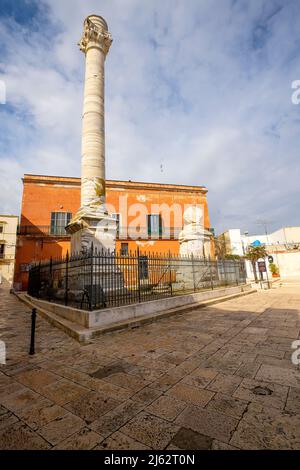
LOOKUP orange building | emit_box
[14,174,212,290]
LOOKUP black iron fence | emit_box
[28,248,247,311]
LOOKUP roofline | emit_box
[0,214,19,218]
[22,174,208,194]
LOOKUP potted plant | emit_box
[269,263,279,278]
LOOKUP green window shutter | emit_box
[159,214,163,237]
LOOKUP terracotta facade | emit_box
[14,174,212,290]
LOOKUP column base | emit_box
[176,231,213,291]
[179,239,205,257]
[179,228,212,258]
[65,212,127,309]
[66,212,117,255]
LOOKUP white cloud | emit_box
[0,0,299,235]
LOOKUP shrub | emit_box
[269,263,279,275]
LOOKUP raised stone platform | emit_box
[16,284,255,342]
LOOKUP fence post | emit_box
[37,261,41,298]
[48,256,53,301]
[65,251,69,306]
[29,308,37,355]
[28,267,32,296]
[168,250,173,296]
[209,256,214,290]
[242,260,246,283]
[191,254,196,292]
[223,259,227,286]
[137,247,141,303]
[90,243,94,310]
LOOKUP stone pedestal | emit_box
[68,212,116,254]
[179,206,212,258]
[176,205,213,290]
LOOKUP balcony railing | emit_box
[18,226,184,240]
[117,227,183,240]
[18,226,69,237]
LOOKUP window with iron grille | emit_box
[50,212,72,235]
[120,242,128,256]
[147,214,162,238]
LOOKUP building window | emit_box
[50,212,72,236]
[120,242,128,256]
[0,225,3,234]
[147,214,162,238]
[0,244,4,259]
[139,255,148,279]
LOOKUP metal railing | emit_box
[28,247,247,311]
[18,225,184,240]
[18,225,69,237]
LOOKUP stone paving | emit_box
[0,286,299,450]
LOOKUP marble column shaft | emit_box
[79,15,112,210]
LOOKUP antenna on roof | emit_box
[255,219,274,243]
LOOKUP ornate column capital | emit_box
[78,15,112,55]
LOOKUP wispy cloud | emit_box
[0,0,299,234]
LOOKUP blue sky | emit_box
[0,0,299,235]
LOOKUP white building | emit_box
[218,227,300,281]
[0,215,18,288]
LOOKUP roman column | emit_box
[67,15,116,254]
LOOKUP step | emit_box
[15,287,256,344]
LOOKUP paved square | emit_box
[0,285,299,449]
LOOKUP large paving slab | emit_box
[230,402,300,450]
[0,285,299,449]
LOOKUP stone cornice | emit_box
[22,175,208,194]
[78,16,112,55]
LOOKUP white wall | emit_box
[0,215,18,287]
[228,229,244,256]
[276,252,300,279]
[243,234,268,246]
[244,227,300,246]
[269,228,286,244]
[219,227,300,281]
[282,227,300,244]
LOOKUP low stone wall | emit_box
[25,284,252,330]
[24,296,90,327]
